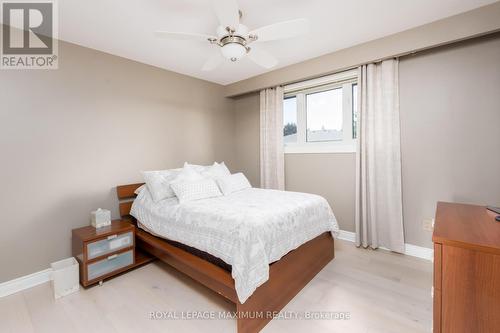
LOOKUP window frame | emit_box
[283,69,358,154]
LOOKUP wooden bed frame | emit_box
[117,183,335,333]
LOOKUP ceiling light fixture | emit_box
[155,0,309,71]
[219,35,248,62]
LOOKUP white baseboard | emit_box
[337,230,433,261]
[0,268,52,298]
[404,243,434,261]
[337,229,356,242]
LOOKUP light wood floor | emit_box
[0,240,433,333]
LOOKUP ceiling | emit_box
[54,0,497,84]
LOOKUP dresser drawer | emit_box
[87,250,134,281]
[86,231,133,260]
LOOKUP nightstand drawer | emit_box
[87,250,134,281]
[87,231,133,260]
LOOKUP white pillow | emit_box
[170,178,222,203]
[134,184,146,195]
[141,169,180,202]
[171,162,204,185]
[185,162,207,173]
[202,162,231,179]
[216,173,252,196]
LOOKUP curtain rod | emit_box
[276,31,500,90]
[278,54,408,89]
[258,31,499,93]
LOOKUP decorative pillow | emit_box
[141,169,181,202]
[216,173,252,196]
[202,161,231,180]
[170,178,223,203]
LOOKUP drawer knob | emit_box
[107,234,118,240]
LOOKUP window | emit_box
[283,96,297,144]
[283,69,358,153]
[306,88,343,142]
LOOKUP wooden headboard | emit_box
[116,183,144,218]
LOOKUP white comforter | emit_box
[131,187,339,303]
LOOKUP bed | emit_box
[117,182,338,333]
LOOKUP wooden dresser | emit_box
[432,202,500,333]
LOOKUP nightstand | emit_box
[72,220,153,287]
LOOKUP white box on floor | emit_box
[50,257,79,299]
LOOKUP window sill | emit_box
[284,142,356,154]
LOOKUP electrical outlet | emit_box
[423,218,434,231]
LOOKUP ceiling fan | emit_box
[155,0,309,71]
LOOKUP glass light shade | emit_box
[221,43,246,61]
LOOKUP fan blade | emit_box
[248,47,278,69]
[249,18,309,42]
[211,0,239,30]
[155,31,216,42]
[202,53,224,71]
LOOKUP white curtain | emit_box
[260,86,285,190]
[355,59,405,253]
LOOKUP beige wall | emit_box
[399,34,500,247]
[232,93,260,187]
[0,40,235,282]
[285,154,356,232]
[232,34,500,248]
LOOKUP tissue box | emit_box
[91,208,111,228]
